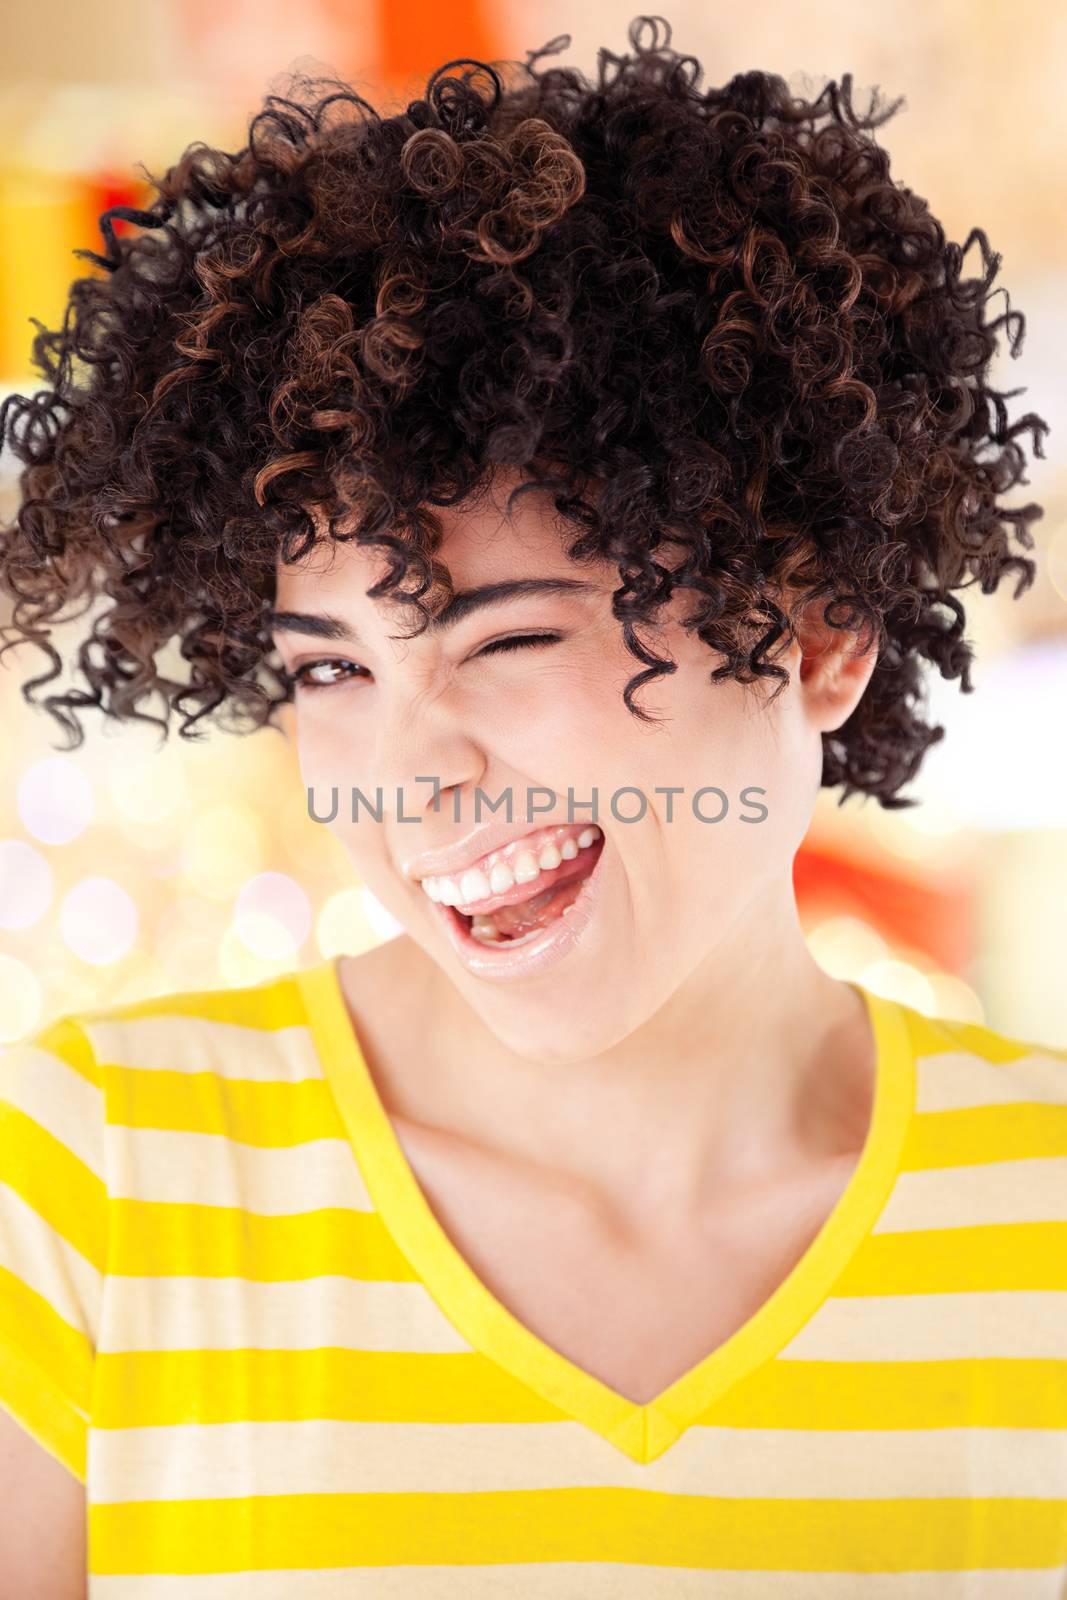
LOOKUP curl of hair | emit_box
[0,14,1049,806]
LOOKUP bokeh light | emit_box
[59,876,139,965]
[17,756,93,845]
[361,886,406,943]
[316,888,381,959]
[805,915,890,980]
[857,959,940,1016]
[0,840,53,930]
[0,956,42,1042]
[1049,523,1067,605]
[924,973,985,1026]
[234,871,312,958]
[218,921,297,987]
[180,803,265,900]
[108,750,188,823]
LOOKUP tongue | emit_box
[470,865,590,942]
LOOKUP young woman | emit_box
[1,17,1065,1596]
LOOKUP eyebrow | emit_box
[267,577,598,645]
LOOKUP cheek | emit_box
[294,717,375,860]
[474,671,618,777]
[294,715,344,793]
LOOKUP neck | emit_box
[339,883,876,1217]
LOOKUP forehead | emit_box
[274,470,583,609]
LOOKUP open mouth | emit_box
[423,827,607,976]
[452,831,605,948]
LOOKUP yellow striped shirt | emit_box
[2,954,1067,1595]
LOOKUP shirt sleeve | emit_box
[0,1013,108,1483]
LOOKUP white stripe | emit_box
[874,1157,1067,1230]
[0,1044,103,1177]
[96,1276,474,1354]
[107,1129,373,1212]
[779,1290,1067,1361]
[84,1016,324,1082]
[0,1181,102,1327]
[89,1564,1067,1599]
[87,1418,1067,1502]
[916,1049,1067,1112]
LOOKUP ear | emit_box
[789,594,880,734]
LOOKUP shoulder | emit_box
[1,966,321,1094]
[896,1001,1067,1111]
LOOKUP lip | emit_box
[401,817,593,886]
[428,832,607,982]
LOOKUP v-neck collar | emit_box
[295,955,915,1466]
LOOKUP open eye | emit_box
[472,632,562,659]
[286,659,369,692]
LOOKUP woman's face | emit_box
[272,470,875,1062]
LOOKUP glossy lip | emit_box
[429,832,607,982]
[401,818,592,886]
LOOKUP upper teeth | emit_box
[421,826,601,909]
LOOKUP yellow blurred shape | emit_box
[0,956,42,1042]
[180,803,264,900]
[868,796,974,869]
[232,908,300,963]
[859,958,939,1016]
[925,973,986,1026]
[316,888,382,959]
[0,164,97,377]
[101,951,172,1007]
[1048,524,1067,604]
[218,922,296,987]
[156,935,223,991]
[807,915,889,979]
[279,791,350,875]
[154,895,223,955]
[109,752,188,823]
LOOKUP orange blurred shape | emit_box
[324,0,499,88]
[793,841,974,975]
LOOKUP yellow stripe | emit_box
[91,1348,1067,1430]
[704,1357,1067,1429]
[902,1106,1067,1168]
[106,1068,341,1144]
[109,1198,412,1278]
[89,1490,1067,1574]
[0,1264,93,1407]
[838,1223,1067,1293]
[93,1348,562,1427]
[20,1015,103,1089]
[0,1334,86,1481]
[83,979,306,1033]
[908,1010,1066,1067]
[0,1105,107,1270]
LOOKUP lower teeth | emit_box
[465,884,584,948]
[471,924,545,948]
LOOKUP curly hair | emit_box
[0,14,1050,807]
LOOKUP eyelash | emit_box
[286,632,562,693]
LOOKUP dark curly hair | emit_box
[0,15,1050,807]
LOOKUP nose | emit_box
[364,681,486,829]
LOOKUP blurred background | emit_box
[1,0,1065,1046]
